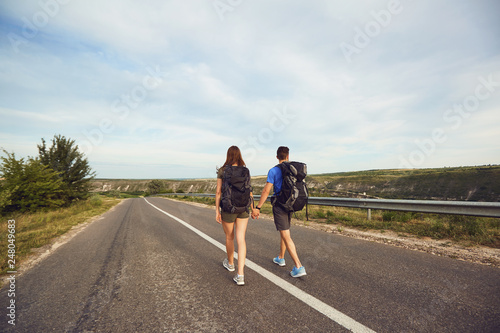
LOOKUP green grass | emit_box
[97,190,145,199]
[304,205,500,248]
[0,195,121,276]
[168,195,216,206]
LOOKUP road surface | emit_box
[1,197,499,332]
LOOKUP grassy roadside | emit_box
[166,195,500,248]
[0,195,121,276]
[298,205,500,248]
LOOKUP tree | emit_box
[0,150,65,213]
[38,135,96,201]
[0,180,16,211]
[147,179,163,195]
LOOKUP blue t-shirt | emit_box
[267,165,283,196]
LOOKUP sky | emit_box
[0,0,499,179]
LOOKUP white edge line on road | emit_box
[144,198,376,333]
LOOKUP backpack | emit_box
[220,166,252,214]
[274,161,308,214]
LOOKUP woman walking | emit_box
[215,146,254,285]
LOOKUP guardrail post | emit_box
[367,208,371,220]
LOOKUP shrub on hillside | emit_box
[0,151,65,213]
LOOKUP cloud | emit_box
[1,0,499,178]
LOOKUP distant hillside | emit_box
[91,178,218,194]
[91,165,500,202]
[307,165,500,202]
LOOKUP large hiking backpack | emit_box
[274,161,308,213]
[221,166,252,214]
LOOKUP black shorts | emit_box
[272,204,292,231]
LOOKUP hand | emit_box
[252,208,260,219]
[216,211,222,224]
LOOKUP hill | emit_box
[91,165,500,202]
[307,165,500,201]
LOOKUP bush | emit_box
[147,179,164,194]
[448,215,485,237]
[1,135,96,214]
[382,211,413,222]
[89,194,103,207]
[107,190,121,198]
[314,210,327,219]
[0,151,66,213]
[382,211,397,221]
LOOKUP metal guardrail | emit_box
[306,197,500,219]
[158,193,500,219]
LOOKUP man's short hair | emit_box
[277,146,289,160]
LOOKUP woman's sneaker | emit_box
[273,256,286,266]
[223,258,235,272]
[290,266,307,278]
[233,274,245,285]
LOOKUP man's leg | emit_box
[279,236,286,259]
[279,229,302,268]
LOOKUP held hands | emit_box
[251,208,260,219]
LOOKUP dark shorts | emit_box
[221,209,249,223]
[272,204,292,231]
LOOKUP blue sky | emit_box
[1,0,499,179]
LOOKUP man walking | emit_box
[253,146,306,277]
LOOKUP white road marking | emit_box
[144,198,376,333]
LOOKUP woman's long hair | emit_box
[223,145,245,167]
[216,146,246,175]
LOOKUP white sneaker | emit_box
[233,274,245,285]
[223,258,235,272]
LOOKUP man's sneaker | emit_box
[290,266,307,278]
[273,256,286,266]
[233,274,245,285]
[223,258,235,272]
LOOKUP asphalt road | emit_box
[1,197,499,332]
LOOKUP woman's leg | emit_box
[222,221,235,265]
[234,217,249,276]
